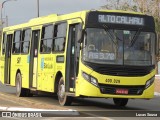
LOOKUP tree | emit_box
[101,0,135,11]
[101,0,160,34]
[133,0,160,31]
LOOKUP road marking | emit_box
[80,111,114,120]
[42,117,114,120]
[6,117,22,120]
[0,106,79,116]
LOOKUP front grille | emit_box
[84,62,154,77]
[99,84,145,95]
[97,67,149,76]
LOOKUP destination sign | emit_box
[98,15,144,25]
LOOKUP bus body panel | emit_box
[10,55,30,88]
[76,75,154,99]
[38,54,56,92]
[0,10,156,102]
[91,70,155,86]
[0,55,5,84]
[76,62,155,98]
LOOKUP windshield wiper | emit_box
[102,24,123,43]
[101,24,117,45]
[129,28,142,47]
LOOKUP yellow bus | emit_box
[0,10,157,106]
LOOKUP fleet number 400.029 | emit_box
[106,79,120,84]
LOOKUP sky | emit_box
[0,0,106,26]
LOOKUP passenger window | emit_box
[12,31,21,54]
[40,25,53,53]
[21,29,31,54]
[53,23,67,52]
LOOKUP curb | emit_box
[0,106,79,116]
[154,92,160,96]
[155,75,160,76]
[0,92,80,116]
[0,92,68,110]
[155,75,160,79]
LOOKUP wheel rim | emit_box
[16,74,21,95]
[59,84,65,99]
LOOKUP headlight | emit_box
[90,77,98,86]
[82,72,90,81]
[145,77,154,89]
[82,72,99,87]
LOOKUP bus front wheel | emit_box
[113,98,128,107]
[57,77,73,106]
[16,73,31,97]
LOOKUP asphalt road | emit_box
[0,82,160,119]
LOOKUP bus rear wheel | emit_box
[57,77,73,106]
[16,73,31,97]
[113,98,128,107]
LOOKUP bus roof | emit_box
[98,9,144,15]
[3,10,145,32]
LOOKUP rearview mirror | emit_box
[156,33,159,56]
[77,24,83,43]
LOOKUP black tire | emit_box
[25,89,33,97]
[57,77,73,106]
[113,98,128,107]
[16,73,32,97]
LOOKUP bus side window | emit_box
[40,24,53,53]
[12,30,21,54]
[40,40,44,52]
[53,23,67,52]
[21,29,31,54]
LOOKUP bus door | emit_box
[66,23,81,92]
[4,34,13,84]
[29,30,40,88]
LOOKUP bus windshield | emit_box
[82,28,155,66]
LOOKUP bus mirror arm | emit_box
[77,30,84,43]
[2,49,5,54]
[79,43,82,50]
[76,23,84,43]
[155,33,159,56]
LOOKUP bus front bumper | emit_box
[76,78,154,99]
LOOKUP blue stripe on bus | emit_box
[41,58,44,69]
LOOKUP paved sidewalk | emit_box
[155,76,160,93]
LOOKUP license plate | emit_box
[116,89,128,94]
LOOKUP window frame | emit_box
[40,24,54,54]
[12,30,22,55]
[21,28,31,55]
[52,22,67,53]
[2,33,7,55]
